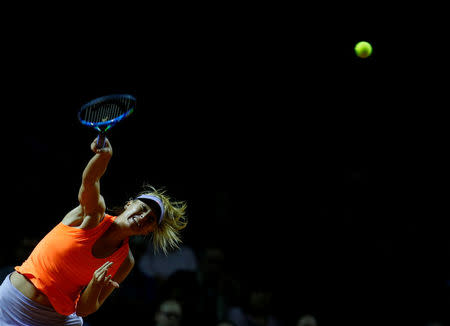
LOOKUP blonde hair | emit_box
[135,185,187,255]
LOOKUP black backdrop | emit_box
[1,6,449,326]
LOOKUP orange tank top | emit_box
[15,214,130,316]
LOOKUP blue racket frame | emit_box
[78,94,136,148]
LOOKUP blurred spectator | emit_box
[154,298,183,326]
[157,244,241,326]
[296,314,318,326]
[198,245,227,322]
[159,270,204,325]
[138,242,198,298]
[139,243,198,281]
[197,245,242,325]
[227,278,281,326]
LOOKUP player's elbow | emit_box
[76,307,94,317]
[76,303,100,317]
[76,310,90,318]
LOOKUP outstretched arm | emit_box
[78,137,113,224]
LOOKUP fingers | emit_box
[109,280,120,288]
[104,274,120,288]
[94,261,113,282]
[102,138,111,147]
[91,137,112,154]
[93,262,119,288]
[95,261,113,274]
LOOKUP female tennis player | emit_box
[0,137,187,325]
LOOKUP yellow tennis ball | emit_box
[354,41,373,58]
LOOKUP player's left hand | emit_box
[90,261,119,289]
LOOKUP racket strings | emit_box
[84,97,133,123]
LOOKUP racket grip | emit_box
[96,133,106,149]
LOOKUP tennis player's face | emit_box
[122,200,158,235]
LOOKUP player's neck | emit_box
[103,221,130,242]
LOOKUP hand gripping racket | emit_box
[78,94,136,148]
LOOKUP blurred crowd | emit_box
[82,237,295,326]
[1,234,448,326]
[0,234,317,326]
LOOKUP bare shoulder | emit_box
[61,205,106,230]
[61,206,84,227]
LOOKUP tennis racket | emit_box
[78,94,136,149]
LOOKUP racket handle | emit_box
[96,133,106,149]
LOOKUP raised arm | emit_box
[78,137,113,224]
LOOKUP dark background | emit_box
[1,5,448,326]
